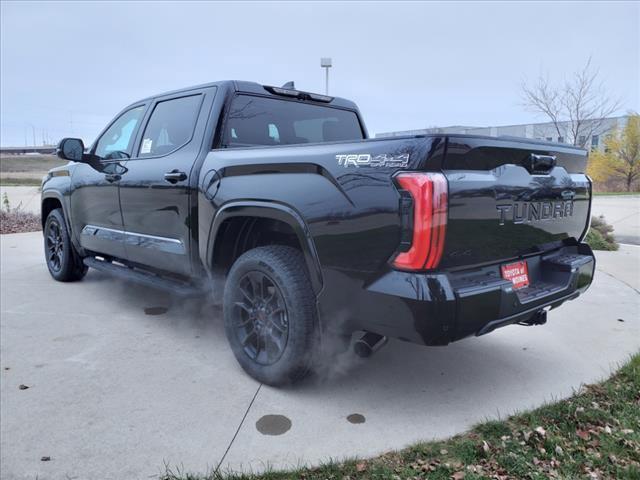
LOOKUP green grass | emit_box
[593,191,640,196]
[0,177,42,186]
[0,155,65,173]
[161,353,640,480]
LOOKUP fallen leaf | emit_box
[604,425,612,434]
[440,449,448,455]
[535,426,546,438]
[555,445,564,456]
[356,462,366,472]
[577,429,591,440]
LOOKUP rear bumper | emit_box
[318,242,595,346]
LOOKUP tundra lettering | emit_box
[496,200,575,225]
[42,80,595,386]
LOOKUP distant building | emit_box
[376,115,630,151]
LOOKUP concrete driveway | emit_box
[1,233,639,480]
[591,194,640,245]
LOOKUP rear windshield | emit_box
[223,94,364,147]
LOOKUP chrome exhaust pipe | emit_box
[353,332,388,358]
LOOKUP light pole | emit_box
[321,57,332,95]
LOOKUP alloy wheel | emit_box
[232,271,289,365]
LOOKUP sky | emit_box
[1,1,638,146]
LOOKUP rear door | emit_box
[440,136,591,269]
[117,87,216,276]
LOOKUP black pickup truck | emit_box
[42,80,595,385]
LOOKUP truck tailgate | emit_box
[440,135,591,269]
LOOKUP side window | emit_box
[138,95,202,157]
[94,106,145,159]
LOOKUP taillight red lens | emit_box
[392,172,448,271]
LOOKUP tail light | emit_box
[392,172,448,271]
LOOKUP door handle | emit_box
[164,170,187,184]
[104,173,121,183]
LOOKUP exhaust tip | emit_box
[354,332,388,358]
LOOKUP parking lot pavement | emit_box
[1,232,639,479]
[592,194,640,245]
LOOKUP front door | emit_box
[70,104,147,259]
[117,89,213,277]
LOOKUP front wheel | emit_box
[223,246,318,386]
[44,208,87,282]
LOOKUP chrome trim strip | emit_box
[81,224,185,255]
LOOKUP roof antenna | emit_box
[281,81,295,89]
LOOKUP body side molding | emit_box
[81,225,186,255]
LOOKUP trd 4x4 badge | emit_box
[336,153,410,168]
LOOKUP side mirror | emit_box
[57,138,85,162]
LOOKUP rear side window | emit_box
[223,95,363,147]
[139,95,202,157]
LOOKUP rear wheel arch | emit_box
[208,202,323,294]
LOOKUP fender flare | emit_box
[40,189,70,231]
[206,201,324,294]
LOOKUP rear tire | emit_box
[44,208,87,282]
[223,246,318,386]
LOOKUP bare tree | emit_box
[522,58,621,148]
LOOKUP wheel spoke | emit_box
[234,301,253,315]
[270,320,286,334]
[239,284,254,305]
[266,330,284,352]
[240,328,257,346]
[256,337,271,364]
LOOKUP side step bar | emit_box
[83,257,207,298]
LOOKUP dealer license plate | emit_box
[501,261,530,289]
